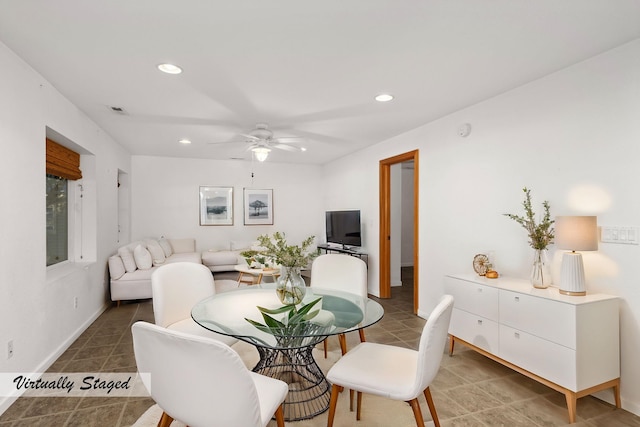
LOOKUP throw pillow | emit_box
[133,244,153,270]
[145,239,166,266]
[118,247,137,273]
[158,237,173,257]
[108,255,126,280]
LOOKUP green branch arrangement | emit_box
[256,232,316,268]
[504,187,554,250]
[245,297,325,346]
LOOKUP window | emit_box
[45,137,82,267]
[46,174,68,266]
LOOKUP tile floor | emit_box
[1,268,639,426]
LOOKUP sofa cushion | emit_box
[158,237,173,257]
[118,247,137,273]
[170,238,195,253]
[145,239,166,266]
[108,255,126,280]
[133,244,153,270]
[165,252,202,264]
[202,250,240,266]
[117,268,155,281]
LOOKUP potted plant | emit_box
[257,232,316,305]
[504,187,555,288]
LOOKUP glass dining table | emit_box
[191,285,384,421]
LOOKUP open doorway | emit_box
[379,150,419,313]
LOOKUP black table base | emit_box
[254,345,331,421]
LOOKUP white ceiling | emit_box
[1,1,639,164]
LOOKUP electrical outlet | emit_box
[7,340,13,359]
[74,297,78,309]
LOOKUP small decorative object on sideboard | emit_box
[504,187,554,289]
[472,254,489,276]
[485,269,499,279]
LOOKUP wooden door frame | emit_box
[379,150,419,313]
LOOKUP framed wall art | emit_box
[199,186,233,226]
[244,188,273,225]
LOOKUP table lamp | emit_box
[555,216,598,296]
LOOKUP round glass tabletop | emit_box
[191,286,384,349]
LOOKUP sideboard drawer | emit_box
[444,276,499,321]
[499,325,576,390]
[450,308,499,353]
[500,290,575,348]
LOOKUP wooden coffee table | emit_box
[234,265,280,285]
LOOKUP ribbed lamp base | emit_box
[559,252,587,296]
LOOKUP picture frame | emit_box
[244,188,273,225]
[199,186,233,226]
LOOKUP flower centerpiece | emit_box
[256,232,317,305]
[504,187,555,288]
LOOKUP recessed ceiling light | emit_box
[178,139,191,145]
[375,94,394,102]
[158,63,183,74]
[301,147,307,152]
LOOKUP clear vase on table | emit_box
[276,266,306,305]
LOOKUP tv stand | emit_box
[317,244,368,263]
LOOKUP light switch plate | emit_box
[601,226,639,244]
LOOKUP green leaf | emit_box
[257,304,295,315]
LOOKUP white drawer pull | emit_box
[514,296,520,302]
[477,319,483,325]
[514,332,520,339]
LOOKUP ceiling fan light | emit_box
[157,63,183,74]
[375,93,394,102]
[252,147,271,162]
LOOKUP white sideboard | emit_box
[444,273,620,424]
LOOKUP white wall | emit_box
[0,41,131,412]
[130,156,325,250]
[323,39,640,414]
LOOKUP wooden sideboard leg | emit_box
[613,378,622,408]
[448,335,455,356]
[565,391,577,424]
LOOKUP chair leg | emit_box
[408,398,425,427]
[356,391,363,420]
[157,411,173,427]
[349,389,354,411]
[359,328,366,342]
[327,384,342,427]
[338,333,347,355]
[323,339,328,358]
[274,404,285,427]
[423,387,440,427]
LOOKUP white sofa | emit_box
[108,237,201,304]
[200,240,257,272]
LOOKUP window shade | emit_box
[46,138,82,180]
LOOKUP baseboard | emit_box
[0,302,109,416]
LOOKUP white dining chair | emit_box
[151,262,238,346]
[132,321,288,427]
[326,294,454,427]
[310,254,368,357]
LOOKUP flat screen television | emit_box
[325,210,361,248]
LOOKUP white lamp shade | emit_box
[555,216,598,251]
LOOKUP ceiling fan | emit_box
[208,123,305,162]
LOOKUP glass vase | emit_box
[275,266,306,305]
[530,249,552,289]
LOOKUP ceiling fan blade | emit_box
[240,133,261,141]
[273,136,305,144]
[273,144,301,152]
